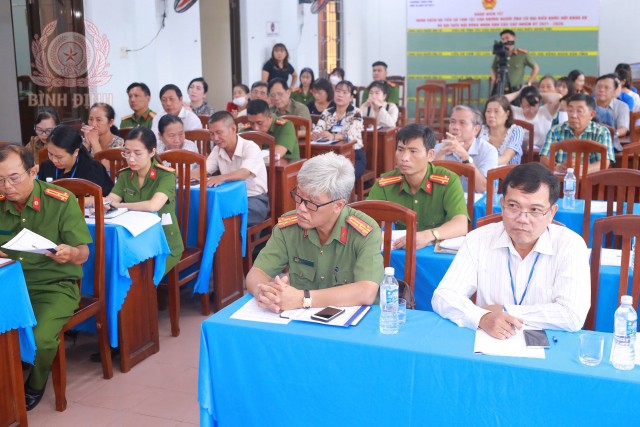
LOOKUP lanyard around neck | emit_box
[506,246,540,305]
[55,156,79,180]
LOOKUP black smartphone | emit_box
[524,329,550,348]
[310,306,345,323]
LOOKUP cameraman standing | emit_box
[490,29,540,95]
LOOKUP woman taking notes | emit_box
[104,127,184,274]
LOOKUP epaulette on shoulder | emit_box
[121,114,133,120]
[346,215,373,237]
[44,187,70,202]
[155,163,175,173]
[517,48,528,54]
[275,118,288,125]
[0,194,5,200]
[387,81,396,87]
[377,175,402,187]
[149,111,157,118]
[429,173,450,186]
[278,214,298,229]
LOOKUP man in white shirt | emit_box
[151,84,202,134]
[432,162,590,338]
[433,105,498,193]
[205,111,269,226]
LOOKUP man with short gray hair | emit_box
[247,152,384,313]
[434,105,498,193]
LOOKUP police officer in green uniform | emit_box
[105,127,184,274]
[0,144,92,410]
[119,82,157,129]
[368,124,468,249]
[247,152,384,313]
[246,99,300,160]
[361,61,400,106]
[490,29,540,94]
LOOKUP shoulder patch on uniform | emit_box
[346,215,373,237]
[155,163,175,173]
[377,175,402,187]
[149,111,157,118]
[275,118,287,125]
[429,173,450,186]
[387,81,396,87]
[516,48,528,54]
[121,114,132,120]
[0,194,5,200]
[44,188,70,202]
[278,214,298,228]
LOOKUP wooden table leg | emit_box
[0,329,28,427]
[118,258,160,373]
[213,215,244,311]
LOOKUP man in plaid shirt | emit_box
[539,93,614,173]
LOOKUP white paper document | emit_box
[381,230,407,251]
[287,305,370,327]
[0,258,14,266]
[590,200,617,213]
[231,298,292,325]
[439,236,465,251]
[104,211,161,237]
[1,228,57,254]
[474,327,546,359]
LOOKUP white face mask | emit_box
[329,75,341,85]
[232,96,246,107]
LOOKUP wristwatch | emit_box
[431,229,441,241]
[462,156,473,164]
[302,289,312,308]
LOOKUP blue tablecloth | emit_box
[0,261,37,363]
[187,182,248,295]
[474,195,640,244]
[79,221,170,347]
[199,295,640,427]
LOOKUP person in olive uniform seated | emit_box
[247,152,384,313]
[0,144,92,411]
[38,125,114,196]
[120,82,156,129]
[368,124,468,249]
[246,99,300,160]
[360,61,400,106]
[104,127,184,274]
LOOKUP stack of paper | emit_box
[1,229,57,254]
[435,236,465,254]
[105,211,161,237]
[474,327,546,359]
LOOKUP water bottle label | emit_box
[564,180,575,192]
[385,288,398,305]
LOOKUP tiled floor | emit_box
[26,289,207,427]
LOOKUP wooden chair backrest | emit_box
[432,160,476,230]
[311,114,321,126]
[415,83,447,134]
[93,148,126,182]
[629,111,640,143]
[585,215,640,330]
[548,139,608,196]
[38,147,48,165]
[118,127,133,139]
[445,82,471,115]
[198,114,209,129]
[349,200,417,291]
[485,165,517,215]
[185,129,213,157]
[362,116,379,176]
[282,114,312,159]
[512,119,535,163]
[157,149,208,248]
[621,141,640,170]
[581,168,640,245]
[387,75,406,107]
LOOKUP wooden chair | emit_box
[198,114,210,129]
[237,131,277,274]
[157,149,208,337]
[355,86,367,107]
[185,129,213,157]
[50,178,112,412]
[282,114,312,159]
[459,78,481,110]
[311,114,321,126]
[38,147,48,165]
[356,117,379,201]
[432,160,476,230]
[629,111,640,143]
[476,212,565,229]
[118,127,133,139]
[548,139,608,197]
[584,215,640,330]
[621,141,640,169]
[485,165,517,215]
[350,200,417,291]
[235,115,250,132]
[415,83,447,134]
[581,169,640,245]
[445,82,471,115]
[94,148,126,182]
[512,119,535,163]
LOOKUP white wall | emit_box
[598,0,640,73]
[83,0,202,123]
[1,0,22,142]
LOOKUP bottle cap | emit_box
[621,295,633,305]
[566,168,574,173]
[46,177,53,183]
[384,266,395,276]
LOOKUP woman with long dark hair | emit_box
[261,43,297,87]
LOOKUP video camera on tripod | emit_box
[492,40,514,95]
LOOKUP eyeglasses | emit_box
[121,151,147,160]
[35,127,55,136]
[290,188,339,212]
[269,91,287,99]
[503,203,552,219]
[0,169,30,186]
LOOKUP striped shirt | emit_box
[432,222,590,332]
[540,120,614,164]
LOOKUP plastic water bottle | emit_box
[562,168,576,210]
[611,295,637,371]
[492,178,500,207]
[379,266,399,335]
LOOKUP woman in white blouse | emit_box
[359,80,399,128]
